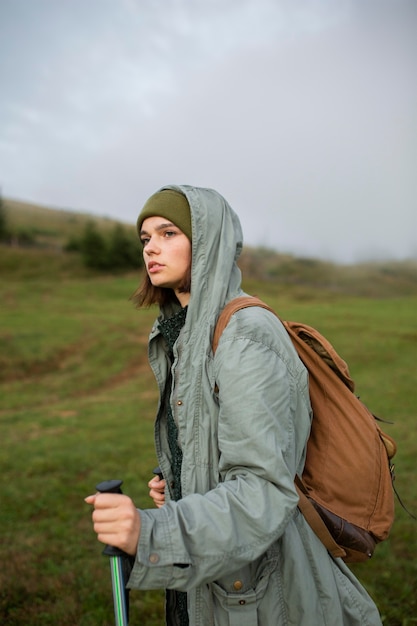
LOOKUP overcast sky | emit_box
[1,0,416,263]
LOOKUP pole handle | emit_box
[96,480,129,557]
[153,467,164,480]
[96,479,124,494]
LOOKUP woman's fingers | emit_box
[85,493,141,555]
[148,475,166,507]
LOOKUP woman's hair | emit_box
[131,266,192,308]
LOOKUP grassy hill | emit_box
[3,197,131,247]
[2,196,417,297]
[0,196,416,624]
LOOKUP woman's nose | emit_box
[144,237,160,254]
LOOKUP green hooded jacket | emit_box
[128,185,382,626]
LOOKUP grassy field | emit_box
[1,232,416,624]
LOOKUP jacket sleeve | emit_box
[128,310,312,591]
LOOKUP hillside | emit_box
[3,197,134,248]
[1,197,417,624]
[2,196,417,297]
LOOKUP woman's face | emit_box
[140,215,192,307]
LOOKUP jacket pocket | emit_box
[209,556,276,626]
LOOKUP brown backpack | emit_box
[213,296,397,563]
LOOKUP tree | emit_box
[78,220,143,272]
[80,221,109,269]
[108,223,142,269]
[0,189,9,242]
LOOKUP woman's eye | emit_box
[164,230,176,238]
[140,237,150,245]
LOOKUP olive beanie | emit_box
[136,189,192,241]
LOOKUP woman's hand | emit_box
[148,475,166,508]
[84,493,141,556]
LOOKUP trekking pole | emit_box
[96,479,131,626]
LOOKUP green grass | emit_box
[1,242,417,624]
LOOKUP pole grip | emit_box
[153,467,164,480]
[95,480,129,557]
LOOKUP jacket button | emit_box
[149,553,160,564]
[239,600,246,605]
[233,580,243,591]
[177,400,183,406]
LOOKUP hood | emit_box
[157,184,244,328]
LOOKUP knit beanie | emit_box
[136,190,192,241]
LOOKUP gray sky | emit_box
[1,0,416,263]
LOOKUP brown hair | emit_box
[131,266,192,308]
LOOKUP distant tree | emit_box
[108,224,131,268]
[108,223,143,270]
[64,235,83,253]
[0,189,9,242]
[127,233,144,270]
[80,221,109,269]
[76,220,143,272]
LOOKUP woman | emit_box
[86,185,382,625]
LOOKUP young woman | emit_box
[86,185,382,625]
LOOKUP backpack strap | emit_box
[212,296,275,354]
[295,476,347,559]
